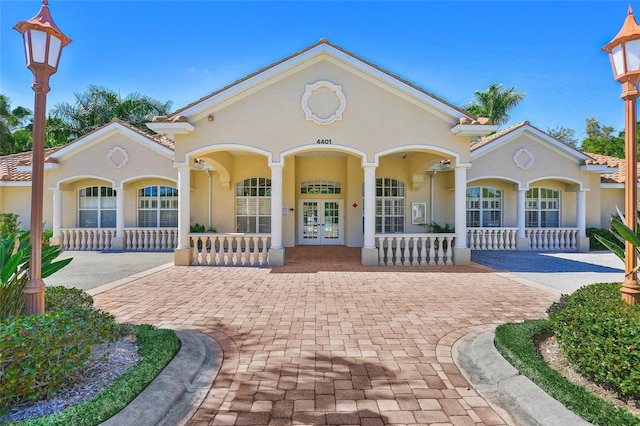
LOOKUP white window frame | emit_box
[466,186,503,227]
[364,178,405,234]
[78,186,116,228]
[525,187,560,228]
[236,177,271,233]
[137,185,179,228]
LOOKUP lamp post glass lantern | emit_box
[603,5,640,305]
[14,0,71,315]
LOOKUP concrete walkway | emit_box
[91,247,561,425]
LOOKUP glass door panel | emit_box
[299,200,342,245]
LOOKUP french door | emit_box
[298,200,343,245]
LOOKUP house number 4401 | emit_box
[316,139,332,144]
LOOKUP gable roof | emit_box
[164,38,475,122]
[470,120,592,163]
[0,119,174,183]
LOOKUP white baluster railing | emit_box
[526,228,578,251]
[122,228,178,251]
[60,228,116,251]
[189,233,270,267]
[467,228,518,250]
[375,234,455,266]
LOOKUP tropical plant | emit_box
[50,85,172,139]
[0,94,32,156]
[0,231,73,320]
[595,207,634,270]
[464,83,525,127]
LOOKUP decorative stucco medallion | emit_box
[301,80,346,125]
[107,146,129,169]
[513,148,535,170]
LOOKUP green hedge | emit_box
[495,320,639,425]
[586,227,612,251]
[45,286,94,312]
[16,325,181,426]
[549,282,640,400]
[0,310,117,410]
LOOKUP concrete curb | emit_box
[101,330,221,426]
[455,329,591,426]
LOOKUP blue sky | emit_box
[0,1,635,143]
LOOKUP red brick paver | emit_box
[93,247,557,425]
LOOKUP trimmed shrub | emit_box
[586,227,612,251]
[549,282,640,400]
[45,286,94,312]
[0,309,117,410]
[0,213,20,235]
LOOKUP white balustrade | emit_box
[124,228,178,251]
[189,233,270,267]
[60,228,116,251]
[526,228,578,251]
[467,228,518,250]
[375,234,455,266]
[60,228,178,251]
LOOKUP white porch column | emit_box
[516,188,529,250]
[453,166,470,265]
[50,189,63,246]
[576,189,589,252]
[362,164,378,266]
[175,164,191,265]
[269,164,285,266]
[111,187,125,250]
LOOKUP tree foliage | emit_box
[580,117,626,158]
[547,125,578,148]
[50,85,172,140]
[464,83,525,127]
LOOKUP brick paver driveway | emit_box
[93,247,557,425]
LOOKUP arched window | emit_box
[376,178,405,233]
[236,177,271,233]
[78,186,116,228]
[137,186,178,227]
[526,187,560,228]
[466,187,502,227]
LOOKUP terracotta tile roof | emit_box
[583,152,637,184]
[470,121,530,151]
[167,38,473,120]
[0,119,175,183]
[0,147,62,182]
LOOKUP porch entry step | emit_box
[285,246,361,264]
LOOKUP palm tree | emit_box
[464,83,525,127]
[50,85,172,139]
[0,94,32,155]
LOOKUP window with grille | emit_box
[362,178,405,234]
[525,187,560,228]
[137,186,178,227]
[78,186,116,228]
[236,177,271,233]
[466,186,502,227]
[300,180,341,194]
